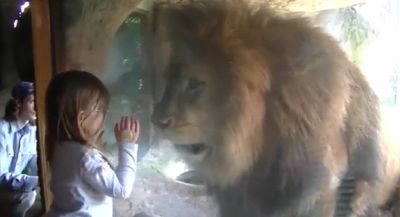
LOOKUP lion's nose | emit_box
[151,113,174,129]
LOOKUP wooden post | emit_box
[31,0,54,212]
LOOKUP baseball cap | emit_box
[11,81,34,99]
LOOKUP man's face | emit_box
[19,94,36,121]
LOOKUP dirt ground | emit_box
[114,145,218,217]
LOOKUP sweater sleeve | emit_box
[80,144,138,199]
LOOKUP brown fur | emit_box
[149,1,400,216]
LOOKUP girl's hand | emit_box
[114,116,140,144]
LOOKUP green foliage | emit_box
[341,8,399,108]
[341,7,376,65]
[117,14,144,94]
[104,14,146,154]
[124,16,142,26]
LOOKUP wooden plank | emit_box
[31,0,54,212]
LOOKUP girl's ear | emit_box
[77,110,88,142]
[77,110,86,129]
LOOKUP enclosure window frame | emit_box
[31,0,54,213]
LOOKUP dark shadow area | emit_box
[0,1,43,216]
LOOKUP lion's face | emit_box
[152,49,269,186]
[152,55,226,162]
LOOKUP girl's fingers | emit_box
[127,116,132,130]
[124,116,129,129]
[116,116,139,132]
[114,123,118,133]
[130,117,135,130]
[135,119,140,134]
[119,116,124,131]
[134,119,137,132]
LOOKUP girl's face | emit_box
[79,105,107,144]
[18,94,36,122]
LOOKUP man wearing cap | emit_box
[0,81,38,217]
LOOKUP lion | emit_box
[149,1,400,216]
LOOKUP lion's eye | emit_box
[185,79,205,95]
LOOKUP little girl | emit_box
[44,70,140,217]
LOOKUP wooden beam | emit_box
[31,0,54,212]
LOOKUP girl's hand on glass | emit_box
[114,116,140,144]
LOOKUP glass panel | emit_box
[314,1,400,110]
[0,0,44,216]
[103,13,149,160]
[47,0,399,217]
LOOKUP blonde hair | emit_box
[45,70,110,163]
